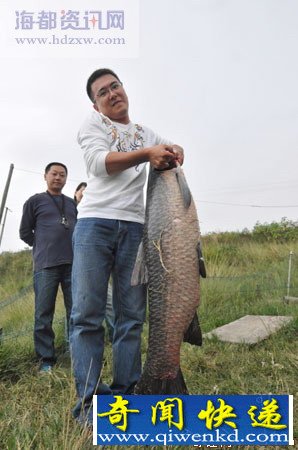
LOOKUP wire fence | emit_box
[1,253,297,343]
[0,319,65,343]
[0,284,65,343]
[0,284,33,310]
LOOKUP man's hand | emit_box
[172,145,184,166]
[147,144,177,170]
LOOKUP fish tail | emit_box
[134,367,188,395]
[183,312,203,346]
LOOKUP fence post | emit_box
[0,206,12,248]
[286,251,293,297]
[0,163,14,226]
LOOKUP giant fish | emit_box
[132,165,205,395]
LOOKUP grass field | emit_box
[0,225,297,449]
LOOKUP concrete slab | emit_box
[283,296,298,303]
[204,315,293,344]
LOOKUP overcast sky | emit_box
[1,0,298,253]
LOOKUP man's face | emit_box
[91,74,129,124]
[44,165,67,194]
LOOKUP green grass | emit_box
[0,230,297,449]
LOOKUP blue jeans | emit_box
[70,218,146,423]
[33,264,72,364]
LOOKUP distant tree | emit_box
[252,217,298,242]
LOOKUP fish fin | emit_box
[176,166,192,209]
[183,311,203,346]
[131,240,148,286]
[197,241,207,278]
[134,367,188,395]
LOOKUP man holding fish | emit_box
[70,68,185,426]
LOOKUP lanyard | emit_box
[46,191,69,229]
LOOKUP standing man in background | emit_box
[19,162,77,372]
[71,68,184,426]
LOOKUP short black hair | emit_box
[74,182,87,202]
[86,68,121,102]
[45,162,68,175]
[75,182,87,193]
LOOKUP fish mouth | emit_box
[154,165,178,172]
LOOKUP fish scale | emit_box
[132,165,202,394]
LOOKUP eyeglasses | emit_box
[94,81,123,102]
